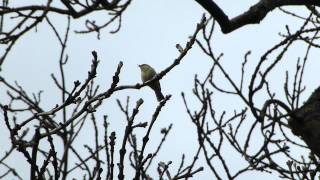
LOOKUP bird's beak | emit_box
[138,64,141,68]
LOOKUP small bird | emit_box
[138,64,164,101]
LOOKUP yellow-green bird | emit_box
[139,64,164,101]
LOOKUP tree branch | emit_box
[195,0,320,33]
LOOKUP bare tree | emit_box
[184,5,320,179]
[1,1,320,180]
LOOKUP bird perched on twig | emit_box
[138,64,164,101]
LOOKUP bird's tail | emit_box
[150,82,165,101]
[155,90,165,101]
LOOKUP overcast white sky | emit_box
[1,0,319,179]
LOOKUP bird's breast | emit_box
[141,70,155,82]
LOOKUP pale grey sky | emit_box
[0,1,318,179]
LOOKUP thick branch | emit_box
[0,0,124,18]
[195,0,320,33]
